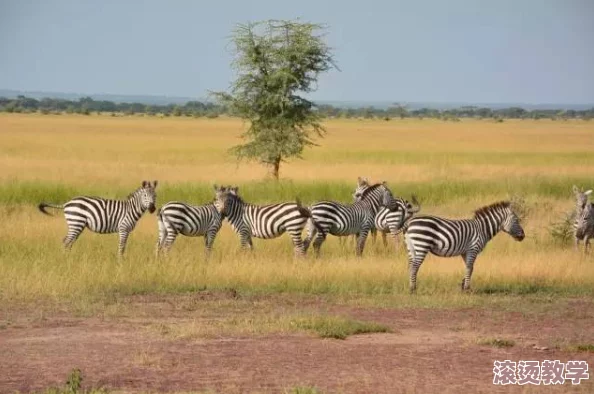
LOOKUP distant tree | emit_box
[213,20,337,179]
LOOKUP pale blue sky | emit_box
[1,0,593,104]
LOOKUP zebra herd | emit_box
[38,179,593,292]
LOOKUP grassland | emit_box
[1,113,594,392]
[1,113,593,305]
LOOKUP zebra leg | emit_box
[289,230,306,257]
[63,223,84,251]
[241,233,254,251]
[461,253,477,291]
[381,230,388,248]
[584,235,591,254]
[156,217,166,257]
[371,228,377,245]
[355,228,370,257]
[404,234,428,294]
[302,219,317,253]
[204,228,218,258]
[312,232,327,258]
[575,236,580,252]
[408,252,428,294]
[117,230,130,257]
[163,230,178,256]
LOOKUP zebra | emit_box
[352,177,421,248]
[38,181,158,256]
[213,185,313,257]
[303,182,402,257]
[572,185,592,251]
[575,201,594,254]
[155,196,224,258]
[403,201,525,293]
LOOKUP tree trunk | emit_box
[271,156,281,180]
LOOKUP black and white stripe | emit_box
[39,181,158,256]
[156,199,224,257]
[303,182,401,256]
[572,185,592,252]
[213,185,312,256]
[404,201,525,293]
[575,201,593,254]
[352,177,421,248]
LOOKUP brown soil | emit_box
[1,294,593,394]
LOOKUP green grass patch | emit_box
[284,386,324,394]
[565,344,594,353]
[2,176,593,206]
[476,337,516,348]
[29,368,108,394]
[293,315,391,339]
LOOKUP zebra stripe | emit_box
[572,185,592,251]
[352,177,421,248]
[303,182,400,257]
[213,185,312,256]
[404,201,524,293]
[575,202,594,254]
[39,181,158,256]
[156,200,223,257]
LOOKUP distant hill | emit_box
[0,89,592,110]
[0,89,203,105]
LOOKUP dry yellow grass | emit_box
[0,113,593,307]
[2,114,593,186]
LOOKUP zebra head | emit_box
[402,195,422,220]
[137,180,158,213]
[213,184,228,214]
[352,176,370,201]
[353,177,421,217]
[575,203,593,239]
[573,185,592,213]
[358,181,400,211]
[499,203,525,241]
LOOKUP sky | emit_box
[1,0,593,104]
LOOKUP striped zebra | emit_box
[403,201,525,293]
[352,177,421,248]
[38,181,158,256]
[575,201,593,254]
[213,185,313,256]
[303,182,402,257]
[572,185,592,251]
[156,195,224,258]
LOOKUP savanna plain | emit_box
[1,114,593,393]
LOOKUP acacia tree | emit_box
[213,20,336,179]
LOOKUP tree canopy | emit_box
[213,20,337,179]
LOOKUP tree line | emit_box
[1,95,592,121]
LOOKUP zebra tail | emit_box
[38,203,64,216]
[295,197,324,233]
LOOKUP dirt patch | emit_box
[1,295,593,393]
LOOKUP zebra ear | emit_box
[232,186,239,194]
[213,184,219,191]
[142,181,148,188]
[586,190,593,196]
[153,180,158,188]
[573,185,579,194]
[357,177,365,186]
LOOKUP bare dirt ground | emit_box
[1,293,593,394]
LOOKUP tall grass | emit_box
[1,115,593,308]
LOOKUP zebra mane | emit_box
[473,201,511,218]
[360,183,384,199]
[225,190,244,204]
[126,188,142,200]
